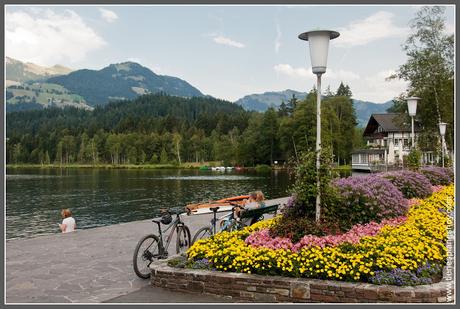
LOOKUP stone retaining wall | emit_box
[150,260,453,303]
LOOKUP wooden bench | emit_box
[239,204,280,220]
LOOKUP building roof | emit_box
[363,113,422,137]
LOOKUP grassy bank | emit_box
[6,162,219,170]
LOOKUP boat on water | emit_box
[185,195,249,215]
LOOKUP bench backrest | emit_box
[240,204,279,219]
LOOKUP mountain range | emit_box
[5,57,393,126]
[6,56,73,86]
[234,89,393,127]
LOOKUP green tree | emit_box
[160,147,168,164]
[336,82,352,97]
[389,6,454,151]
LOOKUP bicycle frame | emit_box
[153,213,184,258]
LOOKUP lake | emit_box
[6,168,293,240]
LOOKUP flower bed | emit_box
[331,175,408,228]
[420,166,454,186]
[187,185,454,285]
[380,170,433,199]
[245,216,407,251]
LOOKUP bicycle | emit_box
[191,206,220,244]
[191,205,246,243]
[133,209,191,279]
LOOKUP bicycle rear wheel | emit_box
[176,225,191,254]
[192,226,212,244]
[133,234,160,279]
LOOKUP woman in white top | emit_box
[59,209,76,233]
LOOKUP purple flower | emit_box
[420,166,454,186]
[381,170,433,199]
[332,175,408,225]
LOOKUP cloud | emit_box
[5,8,106,65]
[213,35,245,48]
[355,69,408,102]
[275,21,282,53]
[273,64,406,102]
[334,11,409,47]
[99,8,118,23]
[273,64,360,81]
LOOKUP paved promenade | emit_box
[6,197,288,303]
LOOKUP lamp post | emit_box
[439,122,447,167]
[299,29,339,222]
[406,97,419,149]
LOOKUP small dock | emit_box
[6,197,289,303]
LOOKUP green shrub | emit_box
[255,164,271,173]
[406,149,422,170]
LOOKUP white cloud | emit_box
[334,11,409,47]
[275,22,282,53]
[5,8,106,65]
[353,69,408,103]
[213,35,245,48]
[273,64,407,102]
[273,64,360,81]
[99,8,118,23]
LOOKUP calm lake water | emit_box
[6,168,294,240]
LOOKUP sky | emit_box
[5,5,455,103]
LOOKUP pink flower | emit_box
[245,216,407,252]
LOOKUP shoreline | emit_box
[6,163,350,172]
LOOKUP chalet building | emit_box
[352,113,435,171]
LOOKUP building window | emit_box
[404,139,409,146]
[352,154,359,164]
[394,139,399,146]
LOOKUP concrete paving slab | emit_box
[6,197,288,303]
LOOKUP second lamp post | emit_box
[299,29,339,222]
[406,96,419,149]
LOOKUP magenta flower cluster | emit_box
[380,170,433,199]
[332,175,408,224]
[420,166,454,186]
[245,216,406,251]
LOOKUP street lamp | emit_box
[406,97,419,149]
[439,122,447,167]
[299,29,340,222]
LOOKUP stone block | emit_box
[430,289,442,297]
[266,288,289,296]
[395,289,415,298]
[247,286,257,292]
[187,281,204,293]
[291,283,310,299]
[328,285,341,291]
[239,291,255,299]
[437,296,447,303]
[363,289,378,300]
[254,293,277,302]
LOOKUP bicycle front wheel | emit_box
[133,234,160,279]
[192,226,212,244]
[176,225,191,255]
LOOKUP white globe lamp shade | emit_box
[439,122,447,136]
[298,30,340,74]
[406,97,419,117]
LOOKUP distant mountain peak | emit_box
[47,61,204,106]
[6,56,73,82]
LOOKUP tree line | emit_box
[6,86,362,167]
